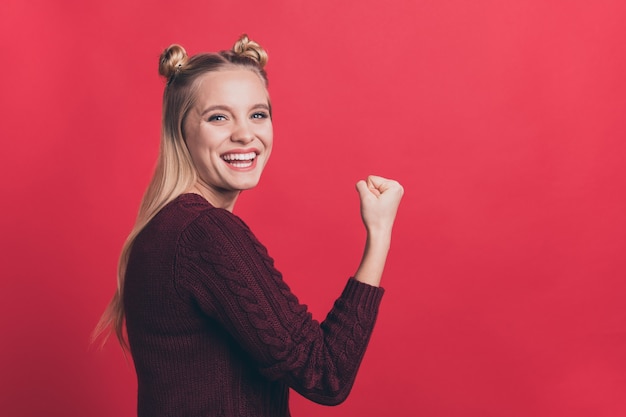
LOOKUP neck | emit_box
[188,181,240,212]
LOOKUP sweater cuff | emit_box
[342,277,385,310]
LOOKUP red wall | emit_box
[1,1,625,416]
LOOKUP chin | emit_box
[232,178,261,191]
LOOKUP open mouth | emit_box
[221,152,257,169]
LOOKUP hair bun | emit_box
[232,34,268,68]
[159,44,188,79]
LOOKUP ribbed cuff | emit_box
[341,277,385,310]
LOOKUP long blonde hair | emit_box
[93,34,269,350]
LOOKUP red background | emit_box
[1,1,625,416]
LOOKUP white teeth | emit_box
[230,161,253,168]
[222,152,256,161]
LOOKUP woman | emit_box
[95,34,403,417]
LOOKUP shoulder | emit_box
[176,196,276,286]
[151,193,248,232]
[175,194,261,254]
[137,193,249,247]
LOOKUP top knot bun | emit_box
[232,34,268,68]
[159,44,188,79]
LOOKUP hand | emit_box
[356,175,404,235]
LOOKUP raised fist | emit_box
[356,175,404,234]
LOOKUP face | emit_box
[183,68,273,205]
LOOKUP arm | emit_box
[354,175,404,287]
[177,177,402,404]
[178,210,383,404]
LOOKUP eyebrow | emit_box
[201,103,270,117]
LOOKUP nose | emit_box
[231,119,255,144]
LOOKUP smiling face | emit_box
[183,68,273,209]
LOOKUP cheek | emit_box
[186,127,221,155]
[184,136,202,162]
[262,125,274,147]
[184,135,218,172]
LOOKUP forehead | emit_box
[193,69,269,107]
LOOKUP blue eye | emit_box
[208,114,227,122]
[252,112,269,119]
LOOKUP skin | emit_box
[183,69,273,211]
[183,68,404,287]
[354,175,404,287]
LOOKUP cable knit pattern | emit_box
[124,193,384,417]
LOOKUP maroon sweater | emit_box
[124,193,384,417]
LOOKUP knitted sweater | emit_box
[124,193,385,417]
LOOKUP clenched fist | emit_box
[356,175,404,235]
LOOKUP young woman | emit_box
[95,34,403,417]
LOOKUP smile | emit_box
[222,152,257,168]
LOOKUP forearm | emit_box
[354,230,392,287]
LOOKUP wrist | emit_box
[365,228,392,248]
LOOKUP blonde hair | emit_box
[93,34,269,350]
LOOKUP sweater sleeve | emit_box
[175,208,384,405]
